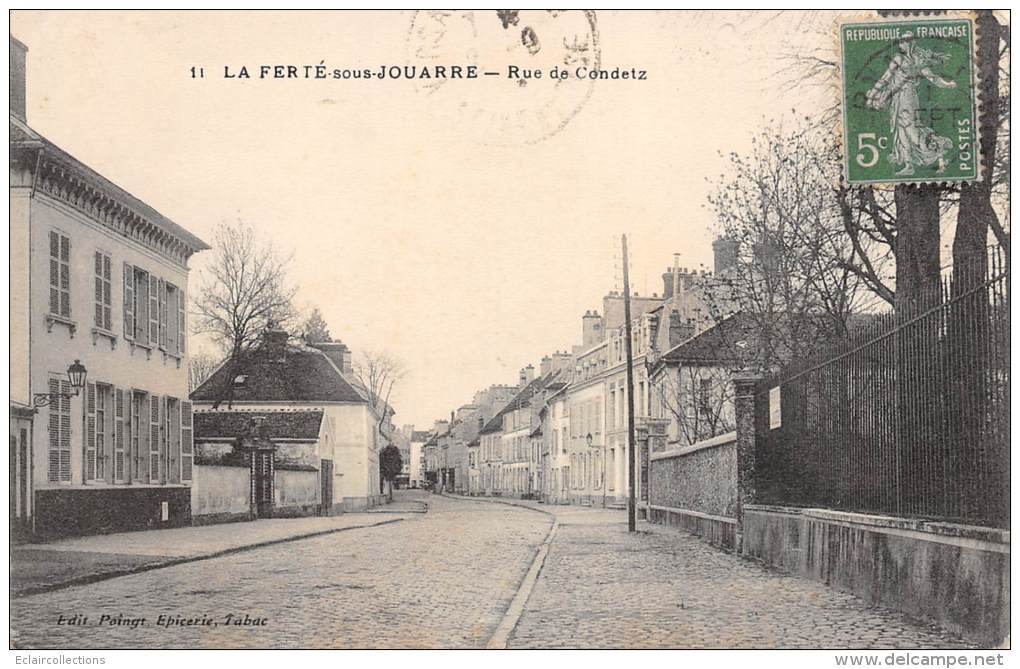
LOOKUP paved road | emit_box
[11,492,967,649]
[11,493,550,649]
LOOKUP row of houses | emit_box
[9,36,390,540]
[421,241,753,507]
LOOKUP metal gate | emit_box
[252,450,274,518]
[320,459,334,515]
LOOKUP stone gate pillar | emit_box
[732,372,762,548]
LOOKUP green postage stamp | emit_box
[840,16,978,185]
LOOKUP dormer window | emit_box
[233,375,248,386]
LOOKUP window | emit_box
[639,381,646,417]
[85,383,112,482]
[131,391,149,480]
[124,265,151,343]
[699,378,712,414]
[94,251,112,330]
[49,231,71,318]
[47,377,71,482]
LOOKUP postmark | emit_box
[407,10,600,145]
[839,15,979,185]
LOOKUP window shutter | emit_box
[158,278,167,350]
[114,388,125,482]
[95,253,104,328]
[103,255,112,330]
[85,382,97,482]
[150,395,161,482]
[123,264,134,340]
[178,286,186,355]
[59,380,72,482]
[59,236,71,318]
[47,378,60,483]
[181,401,193,482]
[148,275,159,345]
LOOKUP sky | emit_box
[11,10,835,428]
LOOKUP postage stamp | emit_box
[839,16,979,185]
[407,10,600,145]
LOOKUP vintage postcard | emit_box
[7,9,1011,660]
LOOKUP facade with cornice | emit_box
[10,36,210,539]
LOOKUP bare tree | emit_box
[188,351,222,393]
[302,307,332,344]
[778,9,1011,311]
[655,365,736,446]
[706,122,868,371]
[192,221,297,360]
[353,350,406,442]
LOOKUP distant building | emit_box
[9,36,210,539]
[190,330,387,513]
[408,429,429,488]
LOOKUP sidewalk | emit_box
[11,510,418,597]
[442,492,627,525]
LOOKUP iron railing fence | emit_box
[756,248,1010,528]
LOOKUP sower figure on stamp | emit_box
[865,32,958,177]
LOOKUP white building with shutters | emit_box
[9,36,209,539]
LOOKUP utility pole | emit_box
[622,234,637,532]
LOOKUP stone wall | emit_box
[742,505,1010,647]
[191,464,251,523]
[274,468,319,517]
[648,432,738,549]
[649,433,737,518]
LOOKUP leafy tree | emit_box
[302,307,332,343]
[379,443,403,500]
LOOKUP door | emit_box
[320,459,334,515]
[253,451,274,518]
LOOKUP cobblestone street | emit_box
[509,504,970,649]
[11,493,550,649]
[11,493,968,649]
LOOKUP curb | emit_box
[438,493,558,649]
[12,517,406,599]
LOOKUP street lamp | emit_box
[33,359,88,408]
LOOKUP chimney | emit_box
[10,36,27,122]
[713,236,738,276]
[540,356,552,377]
[551,351,573,374]
[310,340,353,375]
[668,312,695,347]
[262,328,289,360]
[582,310,604,348]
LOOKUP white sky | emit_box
[11,10,835,428]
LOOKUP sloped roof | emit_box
[194,410,324,441]
[190,346,366,404]
[479,369,566,435]
[10,114,209,252]
[661,311,756,365]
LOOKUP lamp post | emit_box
[33,360,87,408]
